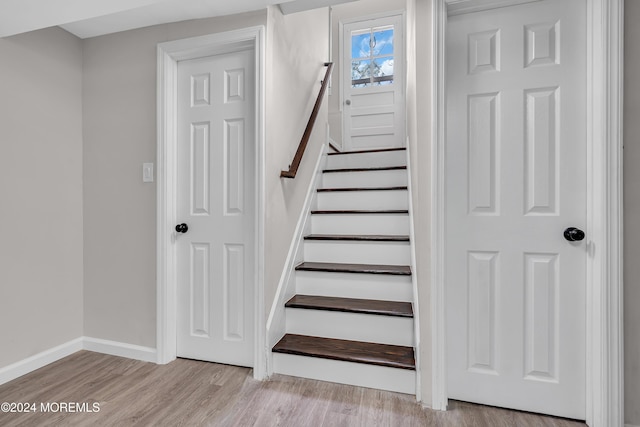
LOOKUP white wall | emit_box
[0,27,84,368]
[264,5,330,320]
[328,0,407,146]
[82,11,268,348]
[405,0,432,406]
[624,1,640,424]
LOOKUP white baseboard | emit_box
[0,336,157,386]
[626,424,640,427]
[83,337,157,363]
[0,337,83,385]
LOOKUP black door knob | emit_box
[564,227,585,242]
[175,223,188,233]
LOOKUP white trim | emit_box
[625,424,640,427]
[273,353,416,395]
[0,338,83,386]
[430,0,448,412]
[339,10,407,151]
[0,337,158,386]
[83,337,157,363]
[446,0,541,16]
[156,26,267,380]
[430,0,624,424]
[405,138,422,402]
[584,1,625,425]
[265,139,328,376]
[254,25,267,382]
[339,8,406,25]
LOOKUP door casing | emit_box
[156,27,267,380]
[430,1,624,426]
[339,10,406,150]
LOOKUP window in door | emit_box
[350,25,394,88]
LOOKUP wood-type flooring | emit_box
[0,351,587,427]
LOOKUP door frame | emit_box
[155,26,267,380]
[339,10,406,151]
[430,1,624,426]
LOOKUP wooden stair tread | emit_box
[296,262,411,275]
[304,234,409,242]
[273,334,415,370]
[317,186,408,192]
[327,147,406,156]
[286,295,413,317]
[323,166,407,173]
[311,209,409,215]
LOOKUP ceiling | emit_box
[0,0,354,40]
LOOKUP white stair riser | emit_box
[311,214,410,235]
[286,309,413,346]
[272,353,416,395]
[322,170,407,189]
[295,271,413,301]
[303,240,410,265]
[317,190,408,211]
[326,151,406,169]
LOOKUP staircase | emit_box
[272,147,416,395]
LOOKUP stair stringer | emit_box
[405,139,422,402]
[265,141,328,376]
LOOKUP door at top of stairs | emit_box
[342,14,405,152]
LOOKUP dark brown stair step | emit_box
[327,147,406,156]
[295,262,411,276]
[323,166,407,173]
[304,234,409,242]
[285,295,413,318]
[273,334,415,370]
[317,186,407,192]
[311,209,409,215]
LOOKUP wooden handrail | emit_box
[281,62,334,178]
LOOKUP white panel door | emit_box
[445,0,586,419]
[342,15,405,151]
[176,49,255,367]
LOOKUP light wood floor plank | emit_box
[0,351,587,426]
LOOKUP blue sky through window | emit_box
[351,26,394,87]
[351,27,394,59]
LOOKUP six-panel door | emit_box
[446,0,587,419]
[176,49,255,367]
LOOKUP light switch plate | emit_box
[143,163,154,183]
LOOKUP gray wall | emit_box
[0,27,84,367]
[82,11,268,347]
[625,1,640,424]
[82,6,329,348]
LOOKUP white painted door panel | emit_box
[342,15,405,150]
[176,50,255,367]
[446,0,586,419]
